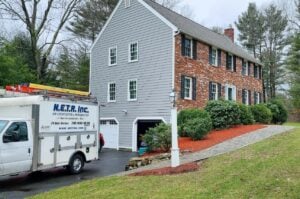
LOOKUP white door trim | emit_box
[100,117,119,150]
[131,117,166,152]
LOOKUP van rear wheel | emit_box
[67,154,84,174]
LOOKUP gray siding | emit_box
[90,0,173,149]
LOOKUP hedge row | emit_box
[144,99,287,152]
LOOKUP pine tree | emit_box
[67,0,118,43]
[262,4,288,99]
[235,3,265,58]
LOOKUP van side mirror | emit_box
[3,131,19,143]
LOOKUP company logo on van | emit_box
[53,104,89,113]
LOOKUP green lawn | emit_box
[284,122,300,127]
[31,129,300,199]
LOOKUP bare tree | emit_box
[154,0,181,10]
[0,0,80,81]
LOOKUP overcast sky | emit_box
[182,0,275,29]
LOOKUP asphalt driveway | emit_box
[0,149,137,199]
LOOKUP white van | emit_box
[0,95,99,176]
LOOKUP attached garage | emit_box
[100,119,119,149]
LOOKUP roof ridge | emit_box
[142,0,260,64]
[144,0,231,40]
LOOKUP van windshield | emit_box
[0,120,8,133]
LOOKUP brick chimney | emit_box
[224,28,234,42]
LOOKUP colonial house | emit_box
[90,0,263,151]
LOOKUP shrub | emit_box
[266,99,288,124]
[178,109,210,136]
[205,100,241,129]
[183,115,212,140]
[250,104,272,124]
[238,104,254,125]
[143,123,171,152]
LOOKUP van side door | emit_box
[0,121,33,175]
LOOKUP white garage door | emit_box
[100,119,119,149]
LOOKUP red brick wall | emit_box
[175,34,263,110]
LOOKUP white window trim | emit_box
[128,79,137,101]
[108,46,117,66]
[107,82,116,103]
[183,36,193,58]
[125,0,131,8]
[225,84,236,101]
[242,60,249,76]
[243,89,249,105]
[211,83,218,100]
[256,92,261,104]
[128,42,139,63]
[184,77,193,100]
[211,47,218,66]
[255,65,260,79]
[228,53,234,71]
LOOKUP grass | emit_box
[284,122,300,127]
[31,129,300,199]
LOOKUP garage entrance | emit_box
[100,119,119,149]
[136,120,162,149]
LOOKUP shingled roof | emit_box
[143,0,260,64]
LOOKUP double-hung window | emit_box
[226,53,234,71]
[211,83,218,100]
[184,77,192,100]
[254,92,261,104]
[210,48,218,66]
[128,80,137,101]
[183,37,192,57]
[242,60,248,76]
[109,47,117,66]
[242,89,250,105]
[108,83,116,102]
[129,42,138,62]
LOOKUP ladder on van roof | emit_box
[5,83,97,102]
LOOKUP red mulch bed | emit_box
[179,125,266,152]
[129,162,200,176]
[134,125,266,176]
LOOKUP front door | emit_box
[0,121,33,175]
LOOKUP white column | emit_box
[171,107,180,167]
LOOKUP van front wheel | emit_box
[67,154,84,174]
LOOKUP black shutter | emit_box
[218,83,222,99]
[242,59,245,75]
[248,61,251,76]
[209,46,212,65]
[233,55,237,72]
[193,39,197,60]
[254,92,257,104]
[209,82,213,100]
[249,91,252,105]
[259,65,262,79]
[192,77,197,100]
[181,75,185,99]
[259,92,262,103]
[181,34,185,56]
[226,52,230,70]
[217,49,222,66]
[242,89,245,104]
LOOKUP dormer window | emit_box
[125,0,131,8]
